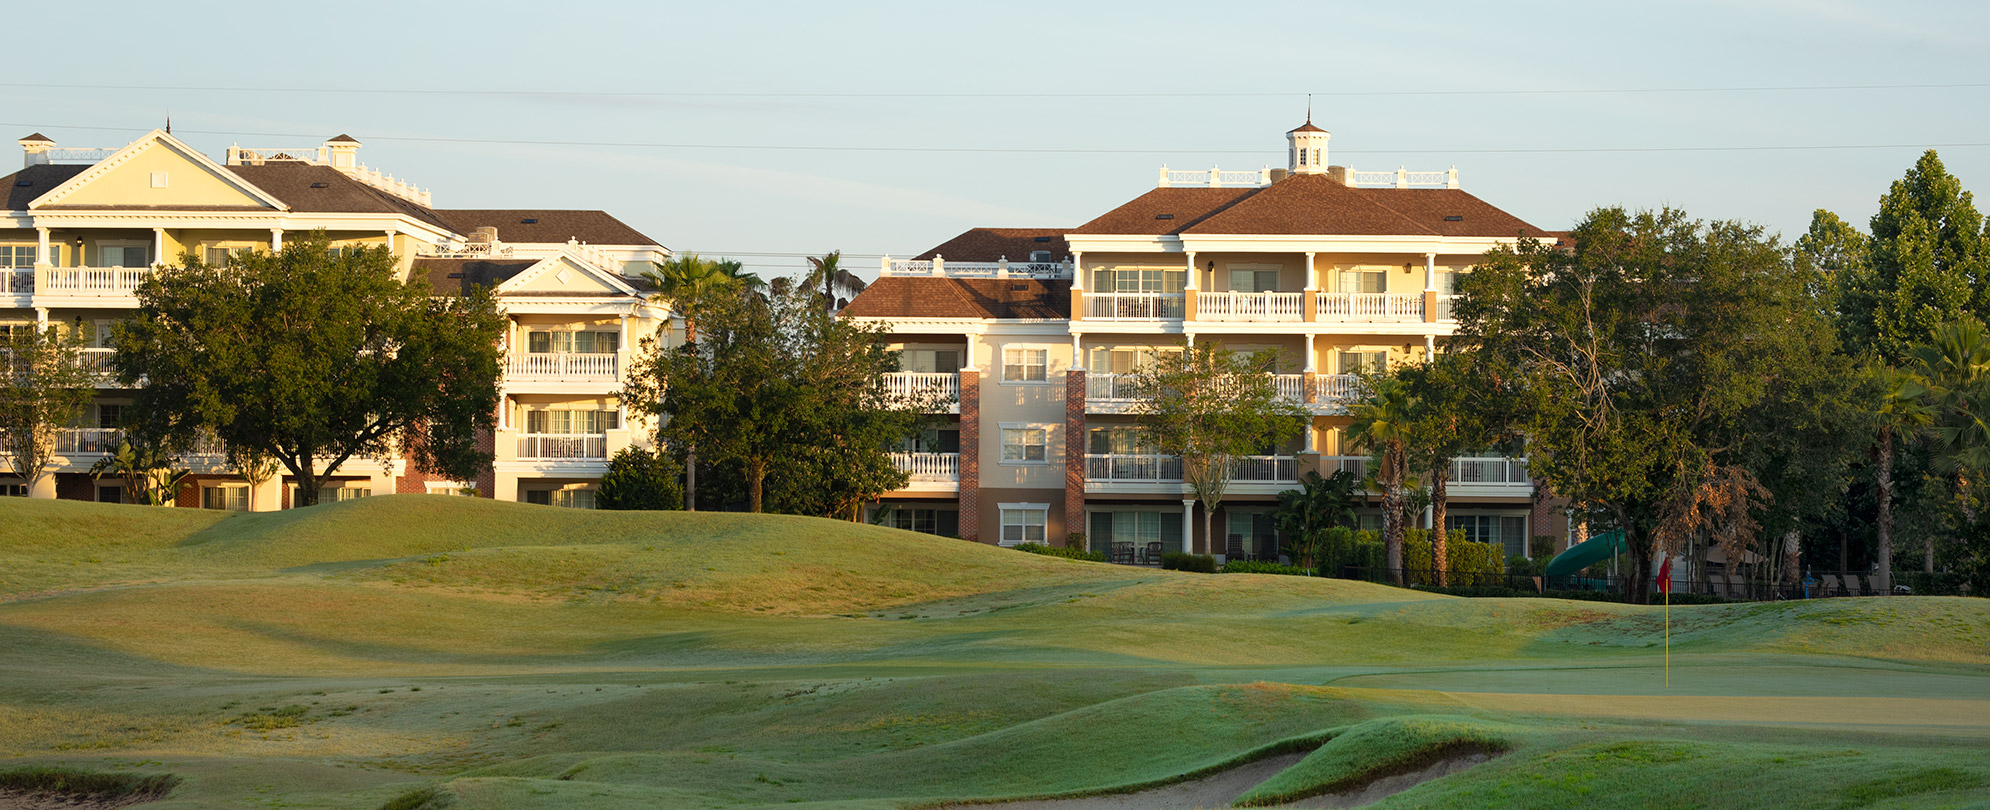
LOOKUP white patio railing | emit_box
[1084,292,1184,320]
[1322,455,1374,478]
[1086,453,1184,482]
[1273,374,1305,405]
[1156,165,1273,188]
[0,269,31,294]
[1231,455,1299,482]
[879,255,1073,280]
[1316,292,1424,321]
[54,427,119,454]
[39,267,151,296]
[1086,372,1143,401]
[506,352,618,382]
[1436,294,1461,321]
[77,348,117,381]
[1451,456,1531,485]
[517,434,608,460]
[890,451,959,482]
[880,371,959,408]
[1316,374,1363,407]
[1197,291,1304,321]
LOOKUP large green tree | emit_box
[1126,344,1307,556]
[1461,207,1828,603]
[0,324,96,493]
[1392,350,1514,585]
[1346,375,1417,584]
[113,235,504,507]
[1839,151,1988,364]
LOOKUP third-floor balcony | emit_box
[1084,292,1184,321]
[1087,372,1361,413]
[506,352,619,383]
[1198,291,1304,322]
[517,433,608,460]
[1316,292,1424,322]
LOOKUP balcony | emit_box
[1087,372,1360,413]
[517,433,607,460]
[1084,293,1184,321]
[1436,294,1461,321]
[880,372,960,412]
[38,267,152,297]
[0,269,30,294]
[1231,455,1299,483]
[1084,453,1296,484]
[1452,456,1530,486]
[1197,291,1304,322]
[54,427,120,455]
[1316,292,1423,322]
[890,451,959,483]
[506,352,618,383]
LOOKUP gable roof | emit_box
[841,277,1070,320]
[30,129,289,211]
[0,165,88,210]
[1180,173,1550,238]
[913,227,1070,261]
[227,163,454,230]
[414,258,539,295]
[435,209,661,247]
[1071,187,1261,236]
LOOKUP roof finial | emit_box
[165,115,171,135]
[1305,94,1312,124]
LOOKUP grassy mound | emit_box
[1234,715,1516,806]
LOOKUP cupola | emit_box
[1286,118,1329,175]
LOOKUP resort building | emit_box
[0,129,673,509]
[842,119,1562,561]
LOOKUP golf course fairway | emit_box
[0,496,1985,809]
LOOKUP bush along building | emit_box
[841,119,1563,561]
[0,129,674,509]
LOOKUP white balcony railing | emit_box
[1086,453,1183,482]
[1197,291,1304,322]
[54,427,120,455]
[1451,456,1531,485]
[1343,166,1460,189]
[881,372,959,408]
[1322,455,1373,478]
[39,267,151,296]
[1231,455,1299,483]
[1272,374,1305,405]
[1084,292,1184,320]
[880,255,1073,280]
[890,451,959,482]
[77,348,117,381]
[1436,294,1461,321]
[1317,374,1362,407]
[1087,372,1142,401]
[517,434,607,460]
[506,352,618,382]
[0,269,31,294]
[1316,292,1424,322]
[1156,165,1273,188]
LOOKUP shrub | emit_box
[1401,529,1506,585]
[1160,552,1218,573]
[1013,542,1106,562]
[1317,526,1384,575]
[0,767,180,803]
[1220,559,1312,576]
[596,447,684,510]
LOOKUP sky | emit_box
[7,0,1989,281]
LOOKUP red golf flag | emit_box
[1657,556,1672,595]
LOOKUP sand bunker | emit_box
[1279,750,1495,808]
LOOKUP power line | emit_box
[4,121,1986,157]
[3,81,1988,98]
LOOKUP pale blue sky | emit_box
[8,0,1988,278]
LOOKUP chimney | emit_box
[1268,168,1289,183]
[324,134,361,171]
[471,227,498,244]
[1327,165,1349,186]
[19,133,53,168]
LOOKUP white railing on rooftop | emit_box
[1156,165,1273,188]
[0,269,31,294]
[890,451,959,482]
[507,352,618,382]
[225,146,329,164]
[1084,292,1184,320]
[880,255,1072,280]
[347,163,432,207]
[38,267,151,296]
[1317,292,1423,321]
[1197,291,1304,322]
[880,371,959,410]
[31,147,119,164]
[1344,166,1459,189]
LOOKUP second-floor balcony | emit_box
[880,372,960,411]
[889,451,959,483]
[506,352,619,383]
[1317,292,1423,322]
[1084,453,1297,484]
[517,433,607,460]
[1087,372,1361,412]
[38,267,152,297]
[1198,291,1304,322]
[1084,292,1185,321]
[0,269,31,294]
[54,427,120,455]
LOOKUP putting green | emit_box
[0,496,1984,810]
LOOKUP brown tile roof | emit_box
[913,228,1070,262]
[841,277,1071,320]
[325,134,361,144]
[1071,187,1261,236]
[435,209,660,247]
[227,163,455,230]
[1289,122,1328,133]
[1181,173,1549,238]
[1,165,87,209]
[19,133,52,143]
[412,258,538,295]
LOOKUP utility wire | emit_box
[3,81,1988,98]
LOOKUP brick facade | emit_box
[957,369,980,542]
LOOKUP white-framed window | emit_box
[998,503,1049,547]
[201,244,252,268]
[523,409,618,434]
[1437,269,1464,295]
[0,245,36,269]
[1088,509,1183,555]
[879,507,959,537]
[96,242,151,268]
[1337,266,1387,294]
[1338,350,1388,375]
[1002,347,1048,383]
[1090,266,1184,294]
[1226,265,1281,293]
[526,329,619,354]
[425,481,476,496]
[1088,345,1178,375]
[292,485,371,505]
[525,488,596,509]
[1447,513,1531,558]
[898,348,962,374]
[201,484,249,511]
[1000,424,1049,464]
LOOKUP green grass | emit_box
[0,764,181,801]
[0,495,1985,809]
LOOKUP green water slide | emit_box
[1544,530,1626,578]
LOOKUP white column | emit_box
[1184,251,1198,290]
[1304,334,1317,372]
[499,396,511,430]
[270,228,284,251]
[1424,253,1437,292]
[1071,251,1084,290]
[34,307,48,327]
[152,228,165,266]
[1181,499,1196,555]
[1303,251,1317,291]
[962,332,982,372]
[1425,334,1435,358]
[35,227,49,266]
[1070,333,1083,371]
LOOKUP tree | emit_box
[1346,375,1417,585]
[596,446,685,510]
[1126,343,1307,555]
[1461,207,1825,603]
[804,251,868,315]
[1838,151,1987,364]
[641,253,760,510]
[0,324,95,494]
[1910,318,1990,573]
[1274,469,1364,569]
[1394,351,1512,585]
[112,234,504,507]
[227,440,280,512]
[88,432,190,506]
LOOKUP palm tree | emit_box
[804,251,867,315]
[1347,376,1417,586]
[1873,367,1936,588]
[643,254,743,344]
[1273,469,1363,569]
[1912,318,1990,573]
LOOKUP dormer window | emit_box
[1029,250,1051,263]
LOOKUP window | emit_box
[1227,267,1280,293]
[0,245,35,268]
[296,485,371,505]
[1437,269,1463,295]
[1298,148,1307,167]
[1226,509,1278,558]
[1087,509,1184,555]
[524,409,618,434]
[894,427,960,454]
[898,348,961,374]
[527,330,619,354]
[526,488,595,508]
[998,504,1048,547]
[0,482,26,497]
[96,485,123,503]
[1089,267,1185,294]
[1337,268,1386,294]
[97,244,150,268]
[1338,350,1388,375]
[202,485,249,511]
[882,507,959,537]
[1447,513,1531,557]
[1029,250,1052,263]
[1088,346,1177,375]
[1001,426,1048,463]
[1087,425,1148,455]
[1002,347,1047,382]
[425,481,476,496]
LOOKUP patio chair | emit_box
[1111,541,1133,565]
[1145,541,1163,565]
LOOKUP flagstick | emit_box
[1664,588,1670,688]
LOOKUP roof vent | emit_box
[13,179,30,187]
[309,182,330,189]
[520,218,539,224]
[1011,283,1029,291]
[1443,215,1464,222]
[1154,213,1175,220]
[1033,236,1051,242]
